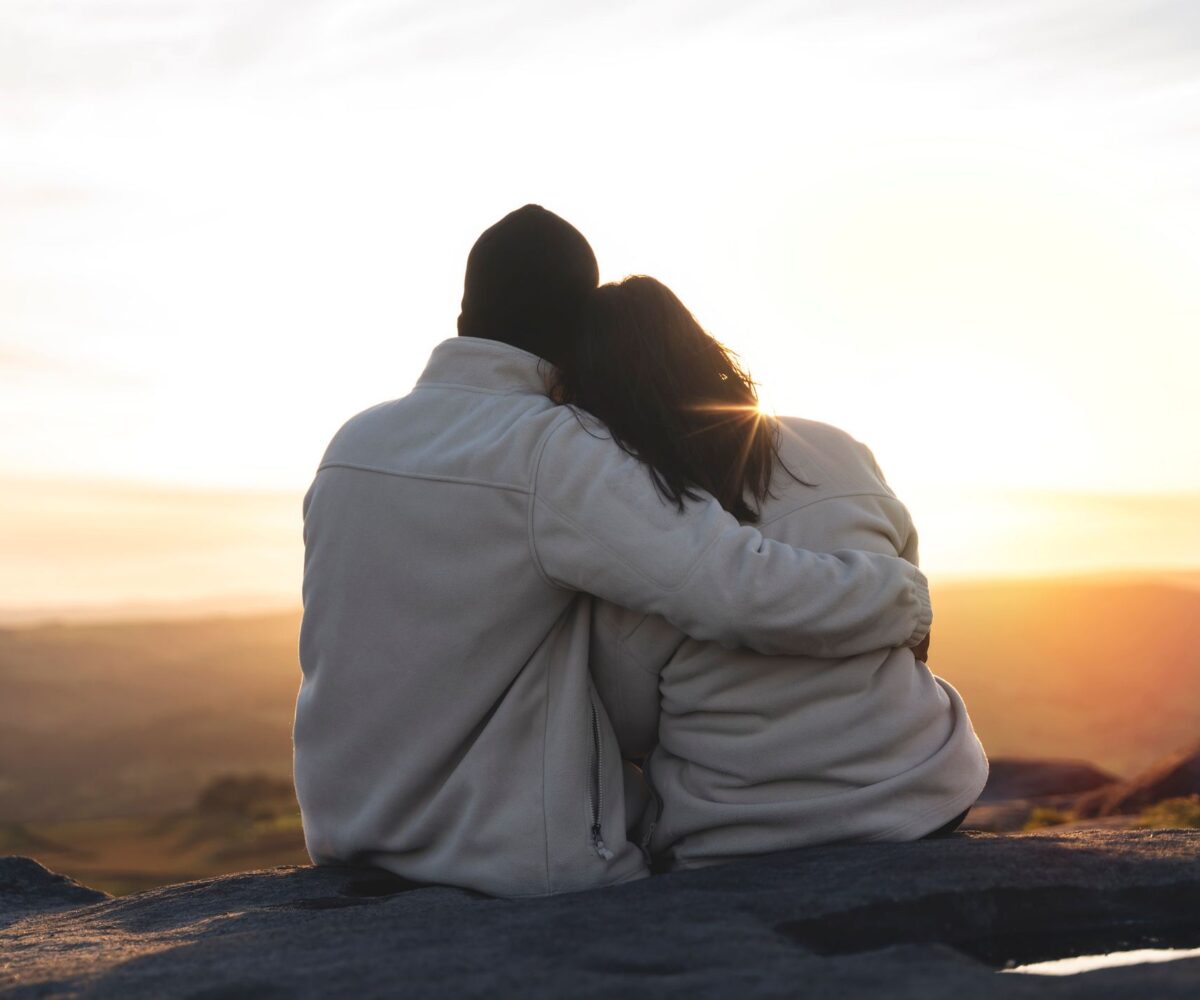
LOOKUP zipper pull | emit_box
[591,823,615,860]
[640,820,657,858]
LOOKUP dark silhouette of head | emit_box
[553,276,791,523]
[457,205,599,366]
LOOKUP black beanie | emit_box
[457,205,599,366]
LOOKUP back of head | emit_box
[457,205,599,366]
[554,275,781,523]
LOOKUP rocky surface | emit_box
[0,857,108,924]
[3,830,1200,997]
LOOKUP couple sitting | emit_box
[293,205,988,898]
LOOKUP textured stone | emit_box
[2,830,1199,997]
[0,857,109,926]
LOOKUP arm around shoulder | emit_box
[530,414,932,658]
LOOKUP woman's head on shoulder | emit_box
[553,274,783,523]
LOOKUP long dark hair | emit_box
[553,276,792,523]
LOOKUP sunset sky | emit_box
[3,1,1199,616]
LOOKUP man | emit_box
[293,205,932,897]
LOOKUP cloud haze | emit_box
[1,0,1198,594]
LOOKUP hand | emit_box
[912,629,931,664]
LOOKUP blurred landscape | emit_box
[1,574,1198,894]
[0,614,309,895]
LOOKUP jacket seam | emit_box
[540,650,553,895]
[526,413,586,591]
[617,632,670,679]
[318,462,531,495]
[617,616,676,679]
[412,382,545,397]
[758,491,906,528]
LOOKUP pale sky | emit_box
[2,0,1199,611]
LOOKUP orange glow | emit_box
[2,3,1198,614]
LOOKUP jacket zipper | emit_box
[639,751,664,865]
[588,699,614,860]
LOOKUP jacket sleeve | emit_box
[529,414,932,658]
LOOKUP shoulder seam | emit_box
[412,382,546,398]
[526,410,578,590]
[317,462,530,495]
[759,490,906,528]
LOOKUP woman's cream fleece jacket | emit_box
[590,416,989,869]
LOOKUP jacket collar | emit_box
[416,337,556,395]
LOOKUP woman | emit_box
[554,276,988,870]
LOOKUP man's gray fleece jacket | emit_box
[293,336,933,898]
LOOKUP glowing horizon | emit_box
[1,474,1197,619]
[3,2,1200,606]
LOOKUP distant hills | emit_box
[1,576,1197,825]
[1073,738,1200,819]
[0,614,302,823]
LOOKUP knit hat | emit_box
[457,205,599,365]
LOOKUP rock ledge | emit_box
[3,830,1199,997]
